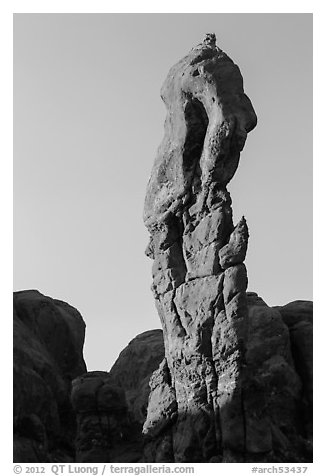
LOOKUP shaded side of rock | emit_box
[108,330,164,424]
[13,290,87,462]
[275,301,313,438]
[244,294,311,462]
[71,372,143,463]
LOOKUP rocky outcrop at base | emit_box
[13,290,312,463]
[70,330,164,462]
[13,290,87,462]
[69,295,312,463]
[141,294,312,462]
[71,372,143,463]
[109,330,164,424]
[275,300,313,438]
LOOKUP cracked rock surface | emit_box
[143,34,312,463]
[13,35,312,464]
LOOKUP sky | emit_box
[13,13,312,371]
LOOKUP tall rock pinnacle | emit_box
[143,35,256,462]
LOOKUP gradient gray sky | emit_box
[14,13,312,371]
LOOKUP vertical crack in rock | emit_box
[143,33,257,462]
[183,95,208,197]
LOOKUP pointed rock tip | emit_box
[236,216,249,236]
[203,33,216,48]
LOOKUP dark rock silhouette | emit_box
[71,371,143,463]
[70,331,164,462]
[109,330,164,424]
[244,294,312,462]
[275,301,313,438]
[143,34,312,462]
[13,290,86,462]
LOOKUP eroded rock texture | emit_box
[71,372,143,463]
[143,35,312,463]
[275,301,313,439]
[13,290,87,462]
[109,330,164,425]
[71,330,164,462]
[244,294,312,462]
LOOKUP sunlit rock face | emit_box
[144,33,257,229]
[143,35,312,463]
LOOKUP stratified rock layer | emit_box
[13,290,87,462]
[143,34,312,462]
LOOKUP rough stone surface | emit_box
[140,296,313,463]
[143,34,312,462]
[275,301,313,438]
[71,330,164,462]
[244,294,312,462]
[109,330,165,425]
[13,290,87,462]
[14,35,312,464]
[71,372,143,463]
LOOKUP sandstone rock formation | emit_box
[70,331,164,463]
[13,290,87,462]
[71,371,142,463]
[244,294,312,462]
[67,295,312,464]
[13,35,312,465]
[13,291,312,463]
[109,330,164,425]
[143,34,312,463]
[275,300,313,438]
